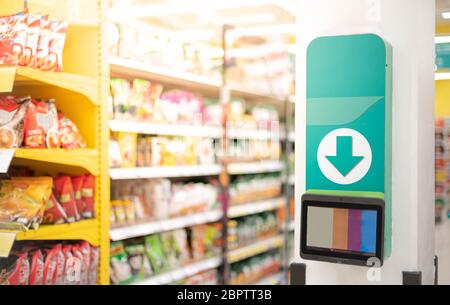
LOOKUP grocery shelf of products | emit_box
[0,0,109,285]
[435,118,450,223]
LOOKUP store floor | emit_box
[436,219,450,284]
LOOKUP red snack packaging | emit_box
[58,113,86,149]
[44,21,67,72]
[0,96,29,148]
[43,193,68,224]
[53,244,65,285]
[0,252,29,285]
[35,16,50,69]
[77,242,91,285]
[23,99,59,148]
[21,13,41,67]
[71,245,84,285]
[43,246,58,285]
[71,176,85,218]
[0,13,28,65]
[82,175,95,219]
[28,249,44,285]
[63,245,80,285]
[53,176,80,222]
[88,245,99,285]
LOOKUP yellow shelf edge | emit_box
[14,149,100,176]
[1,219,100,247]
[0,66,98,105]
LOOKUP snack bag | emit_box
[28,249,44,285]
[53,176,80,223]
[110,78,131,120]
[43,246,58,285]
[114,132,137,167]
[58,113,86,149]
[53,244,65,285]
[0,13,28,65]
[144,235,167,274]
[88,245,99,285]
[63,245,81,285]
[110,242,133,285]
[23,100,46,148]
[0,252,29,285]
[35,16,51,69]
[71,176,85,218]
[78,242,91,285]
[124,244,146,280]
[42,193,68,224]
[130,79,151,120]
[0,97,29,149]
[21,13,41,67]
[44,21,67,72]
[0,177,52,231]
[81,175,95,219]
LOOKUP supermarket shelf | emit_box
[228,198,285,218]
[133,256,222,285]
[14,149,100,176]
[227,235,284,264]
[251,272,285,285]
[110,164,223,180]
[227,128,281,140]
[110,120,223,138]
[109,56,220,94]
[227,160,284,175]
[7,220,100,247]
[282,220,295,232]
[228,81,285,103]
[110,210,223,241]
[0,66,98,104]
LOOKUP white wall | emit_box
[295,0,435,284]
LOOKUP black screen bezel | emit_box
[300,193,384,267]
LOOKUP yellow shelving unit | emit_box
[0,0,110,284]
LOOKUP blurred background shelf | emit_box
[228,198,285,218]
[227,235,284,264]
[132,256,222,285]
[227,161,284,175]
[110,210,223,241]
[110,120,223,138]
[110,164,223,180]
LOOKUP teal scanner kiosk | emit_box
[300,34,392,267]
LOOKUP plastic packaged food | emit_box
[0,252,29,285]
[144,235,167,274]
[0,177,52,231]
[114,132,137,167]
[58,113,86,149]
[43,246,58,285]
[35,16,51,69]
[53,176,79,223]
[62,245,77,285]
[22,13,42,67]
[0,97,29,149]
[0,13,28,65]
[88,245,99,285]
[42,193,68,224]
[53,244,65,285]
[45,21,67,72]
[110,242,133,285]
[28,250,44,285]
[23,99,59,148]
[71,176,85,217]
[125,244,150,280]
[82,174,95,219]
[74,242,90,285]
[110,78,131,120]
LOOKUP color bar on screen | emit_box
[347,209,362,251]
[361,210,377,254]
[332,208,348,250]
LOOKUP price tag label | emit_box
[0,149,15,173]
[0,232,16,257]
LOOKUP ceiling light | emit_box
[442,12,450,19]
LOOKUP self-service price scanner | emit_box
[300,34,392,267]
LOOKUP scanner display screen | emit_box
[300,195,384,266]
[306,206,377,256]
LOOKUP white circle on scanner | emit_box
[317,128,372,185]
